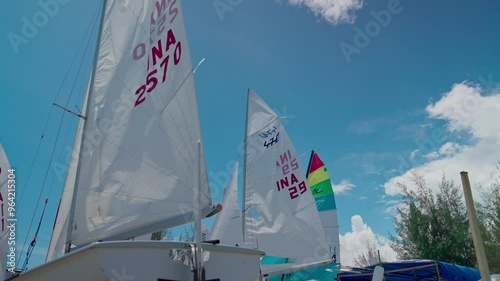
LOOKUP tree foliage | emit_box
[151,229,175,240]
[390,171,476,267]
[149,228,192,264]
[354,241,382,267]
[170,225,194,265]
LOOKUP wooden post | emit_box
[460,171,491,281]
[435,261,442,281]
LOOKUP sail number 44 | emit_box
[260,126,280,148]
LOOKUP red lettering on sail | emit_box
[132,0,183,107]
[275,173,307,200]
[134,29,182,107]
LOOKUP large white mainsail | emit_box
[49,0,213,254]
[209,162,244,246]
[0,144,12,280]
[243,89,330,263]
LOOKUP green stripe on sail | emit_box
[310,179,333,198]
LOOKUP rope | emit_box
[21,199,48,271]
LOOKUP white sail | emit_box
[319,209,341,261]
[46,69,92,261]
[201,221,210,242]
[209,162,244,246]
[0,144,12,280]
[61,0,211,249]
[243,90,330,263]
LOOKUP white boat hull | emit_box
[9,241,264,281]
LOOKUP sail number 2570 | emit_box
[134,29,182,108]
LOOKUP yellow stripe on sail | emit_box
[307,165,329,187]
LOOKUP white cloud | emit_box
[424,142,464,160]
[437,142,463,156]
[340,215,398,266]
[332,179,355,194]
[384,82,500,196]
[286,0,364,25]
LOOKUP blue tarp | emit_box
[337,260,481,281]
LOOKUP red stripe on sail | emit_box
[309,152,325,172]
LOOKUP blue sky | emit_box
[1,0,500,268]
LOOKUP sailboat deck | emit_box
[11,241,264,281]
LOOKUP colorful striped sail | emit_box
[306,151,337,212]
[306,150,341,263]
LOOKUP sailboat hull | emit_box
[10,241,264,281]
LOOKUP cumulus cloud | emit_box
[286,0,364,25]
[332,179,355,194]
[340,215,398,266]
[384,82,500,196]
[423,141,464,160]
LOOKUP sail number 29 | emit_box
[275,150,307,200]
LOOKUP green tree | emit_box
[390,171,476,267]
[151,229,174,240]
[151,230,163,241]
[171,225,194,265]
[354,241,383,267]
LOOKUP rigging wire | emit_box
[20,199,48,271]
[17,2,102,207]
[17,1,103,266]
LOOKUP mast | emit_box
[242,89,251,243]
[194,140,202,281]
[305,150,315,178]
[64,0,107,254]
